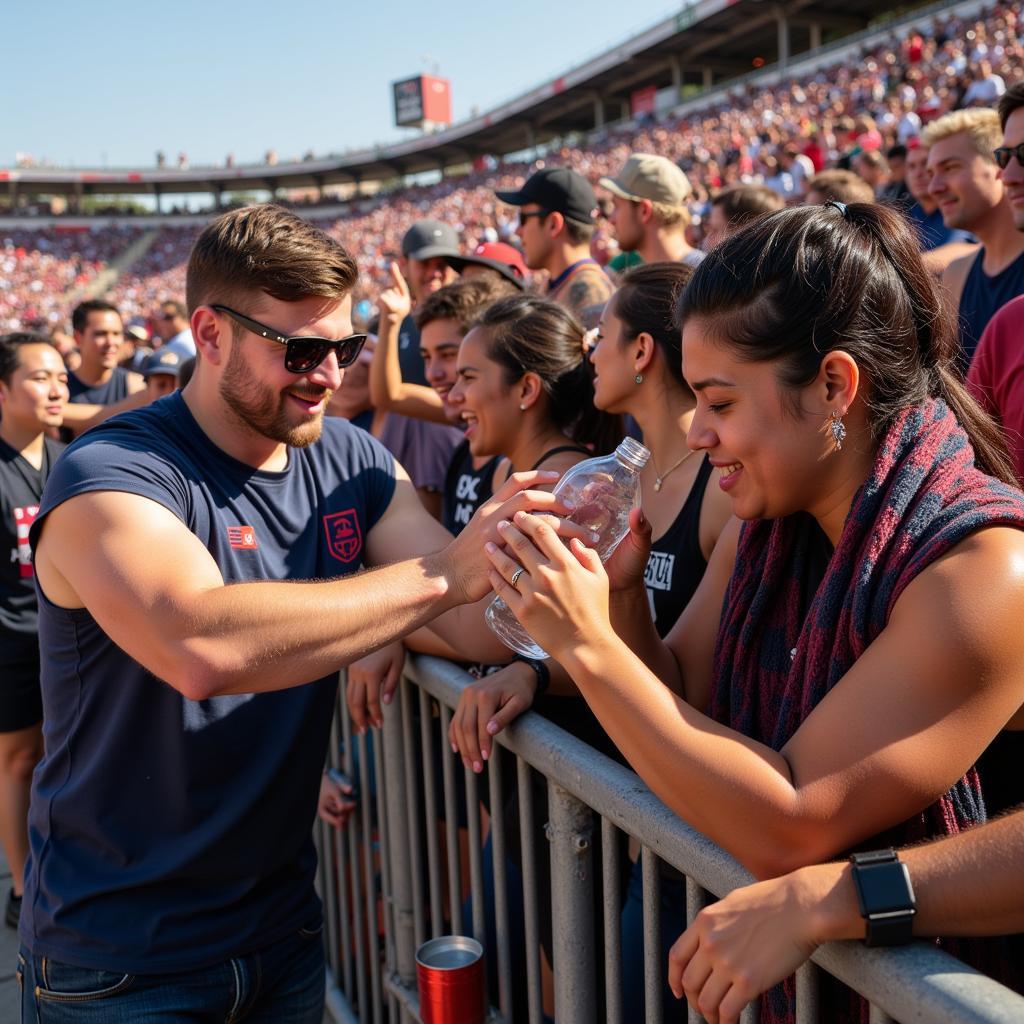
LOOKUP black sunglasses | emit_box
[211,305,367,374]
[518,209,551,226]
[993,143,1024,171]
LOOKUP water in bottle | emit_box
[485,437,651,659]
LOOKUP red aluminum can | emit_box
[415,935,485,1024]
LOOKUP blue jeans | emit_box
[18,922,325,1023]
[620,856,688,1019]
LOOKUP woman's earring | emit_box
[634,373,644,385]
[519,403,527,411]
[830,410,847,451]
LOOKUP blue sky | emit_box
[6,0,681,169]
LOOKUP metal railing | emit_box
[316,655,1024,1024]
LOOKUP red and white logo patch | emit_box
[14,505,39,579]
[227,525,258,550]
[323,509,362,564]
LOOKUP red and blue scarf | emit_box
[711,399,1024,1020]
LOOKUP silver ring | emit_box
[510,567,524,590]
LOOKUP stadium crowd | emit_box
[2,4,1024,1023]
[3,0,1022,337]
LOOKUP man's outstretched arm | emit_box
[35,469,562,700]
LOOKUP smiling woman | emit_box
[485,202,1024,1021]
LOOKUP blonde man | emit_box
[925,107,1024,368]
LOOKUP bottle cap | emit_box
[616,436,651,471]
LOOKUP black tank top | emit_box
[644,456,714,637]
[958,249,1024,371]
[442,440,499,536]
[67,366,133,405]
[529,444,590,470]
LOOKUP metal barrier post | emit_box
[548,781,597,1023]
[382,679,417,1020]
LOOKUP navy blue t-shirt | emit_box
[24,393,396,973]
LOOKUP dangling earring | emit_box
[634,373,644,385]
[830,410,847,451]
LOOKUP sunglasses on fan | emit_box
[211,305,367,374]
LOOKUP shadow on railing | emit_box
[315,655,1024,1024]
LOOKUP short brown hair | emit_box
[413,275,518,333]
[186,204,358,313]
[711,185,785,229]
[806,169,875,205]
[998,82,1024,131]
[561,217,595,246]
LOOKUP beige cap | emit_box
[599,153,692,206]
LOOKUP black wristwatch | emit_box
[849,849,916,946]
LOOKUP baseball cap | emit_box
[446,242,527,288]
[401,220,461,261]
[125,323,149,344]
[600,153,693,206]
[495,167,599,224]
[142,347,186,380]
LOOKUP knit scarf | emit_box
[711,399,1024,1022]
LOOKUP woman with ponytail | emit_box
[485,202,1024,1021]
[449,294,621,483]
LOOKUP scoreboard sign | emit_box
[393,75,452,129]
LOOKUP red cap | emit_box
[447,242,527,287]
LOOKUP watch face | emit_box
[863,862,914,912]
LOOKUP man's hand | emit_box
[317,770,357,829]
[346,640,406,734]
[448,661,537,773]
[442,470,587,604]
[378,262,412,328]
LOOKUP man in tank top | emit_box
[925,105,1024,371]
[20,205,552,1023]
[65,300,145,406]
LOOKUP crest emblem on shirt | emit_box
[323,509,362,564]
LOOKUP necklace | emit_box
[650,448,697,491]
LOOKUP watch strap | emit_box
[850,849,916,947]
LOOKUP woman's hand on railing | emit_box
[346,641,407,733]
[667,864,841,1023]
[448,661,538,773]
[317,770,357,829]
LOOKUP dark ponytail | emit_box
[475,295,622,455]
[677,202,1017,485]
[613,261,694,398]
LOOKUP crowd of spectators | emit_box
[1,5,1020,332]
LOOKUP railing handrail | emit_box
[404,653,1024,1024]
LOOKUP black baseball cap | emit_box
[496,167,598,224]
[401,220,461,261]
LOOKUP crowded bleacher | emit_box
[3,2,1024,1022]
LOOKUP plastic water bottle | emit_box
[485,436,651,659]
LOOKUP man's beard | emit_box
[219,343,329,448]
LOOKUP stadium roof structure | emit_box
[3,0,947,203]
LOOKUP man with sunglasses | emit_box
[497,167,612,326]
[20,204,564,1023]
[151,298,196,356]
[968,84,1024,481]
[925,106,1024,370]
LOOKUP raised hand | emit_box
[378,261,412,327]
